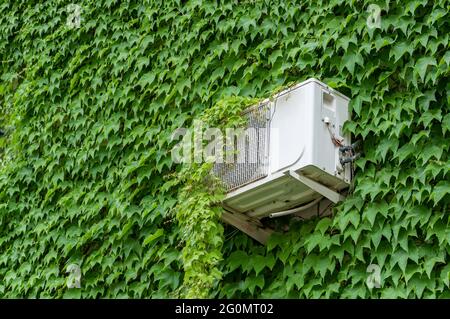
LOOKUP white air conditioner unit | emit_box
[215,79,352,241]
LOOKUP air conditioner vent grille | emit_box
[213,103,270,191]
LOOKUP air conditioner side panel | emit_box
[311,83,351,182]
[268,84,314,174]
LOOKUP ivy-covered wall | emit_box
[0,0,449,298]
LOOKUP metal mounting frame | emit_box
[221,170,345,245]
[221,210,273,244]
[285,170,345,203]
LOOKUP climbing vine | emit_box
[174,97,258,298]
[0,0,449,298]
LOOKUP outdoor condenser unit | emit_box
[215,79,352,243]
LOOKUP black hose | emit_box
[340,153,361,164]
[339,140,362,152]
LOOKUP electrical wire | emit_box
[224,229,239,241]
[319,201,334,217]
[326,122,344,147]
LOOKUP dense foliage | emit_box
[0,0,449,298]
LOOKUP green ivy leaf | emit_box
[414,57,437,81]
[431,181,450,205]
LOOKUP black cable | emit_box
[320,201,334,217]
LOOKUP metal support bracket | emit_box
[285,170,345,204]
[221,210,273,245]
